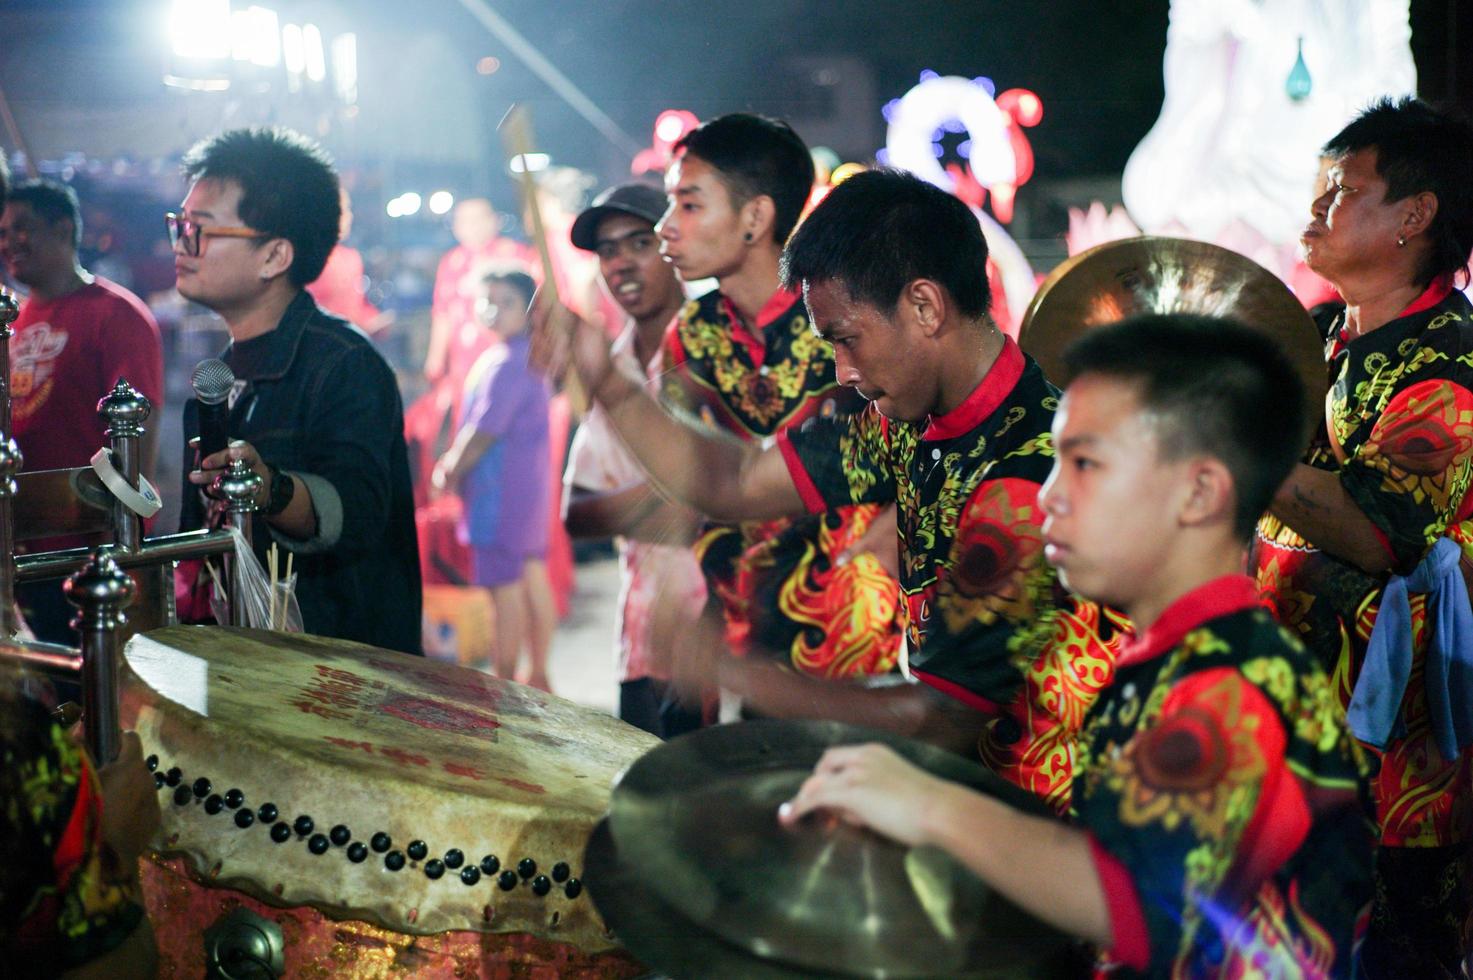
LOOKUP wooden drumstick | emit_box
[497,104,587,415]
[268,543,280,631]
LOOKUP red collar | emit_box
[719,286,802,369]
[1398,275,1455,318]
[721,286,801,331]
[921,338,1024,441]
[1117,575,1260,669]
[1336,275,1456,348]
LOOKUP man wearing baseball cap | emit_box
[561,183,706,736]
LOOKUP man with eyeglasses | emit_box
[0,177,162,643]
[173,127,422,656]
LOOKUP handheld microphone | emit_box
[191,358,235,461]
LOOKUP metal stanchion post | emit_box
[64,549,135,764]
[0,291,19,638]
[97,379,151,554]
[215,459,262,628]
[0,436,20,639]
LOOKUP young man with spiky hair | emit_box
[534,169,1124,810]
[654,113,904,686]
[783,316,1373,979]
[174,127,421,655]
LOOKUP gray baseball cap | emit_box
[570,182,669,251]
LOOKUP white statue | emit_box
[1122,0,1416,279]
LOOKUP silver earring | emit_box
[1397,235,1407,247]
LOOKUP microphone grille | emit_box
[191,358,235,405]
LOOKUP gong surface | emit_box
[1019,236,1325,448]
[602,719,1077,978]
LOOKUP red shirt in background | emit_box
[429,237,534,396]
[9,276,163,472]
[306,244,382,333]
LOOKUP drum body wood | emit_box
[141,854,643,978]
[122,626,654,977]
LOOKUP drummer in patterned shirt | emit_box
[782,316,1374,978]
[533,168,1124,811]
[654,113,904,684]
[1252,97,1473,976]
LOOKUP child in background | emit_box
[433,269,556,691]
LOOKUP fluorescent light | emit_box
[231,7,281,67]
[303,24,326,83]
[331,33,357,103]
[282,24,305,75]
[170,0,231,61]
[428,191,454,215]
[248,7,281,67]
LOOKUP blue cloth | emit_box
[1347,537,1473,761]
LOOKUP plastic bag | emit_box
[181,528,302,632]
[230,527,302,632]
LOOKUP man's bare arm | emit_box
[715,654,985,756]
[425,314,451,382]
[1269,463,1394,573]
[563,482,702,546]
[434,426,496,491]
[534,299,805,522]
[781,744,1111,948]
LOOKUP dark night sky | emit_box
[380,0,1176,179]
[0,0,1464,219]
[1,0,1174,178]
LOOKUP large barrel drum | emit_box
[122,626,653,978]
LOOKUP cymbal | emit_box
[1018,236,1326,447]
[586,819,857,980]
[600,719,1079,979]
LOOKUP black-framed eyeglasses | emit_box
[165,212,269,257]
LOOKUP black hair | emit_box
[1062,314,1304,541]
[674,113,813,245]
[1324,96,1473,287]
[6,179,82,249]
[781,168,991,319]
[481,267,537,309]
[182,127,340,287]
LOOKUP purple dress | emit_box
[458,332,551,586]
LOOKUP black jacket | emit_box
[180,292,422,655]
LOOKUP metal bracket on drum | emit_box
[203,908,285,980]
[0,292,253,762]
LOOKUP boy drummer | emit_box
[782,315,1373,977]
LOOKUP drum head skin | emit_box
[600,719,1080,978]
[123,626,657,951]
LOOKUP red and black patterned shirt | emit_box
[1253,283,1473,848]
[778,338,1126,810]
[1079,576,1372,978]
[662,287,903,679]
[1,692,145,976]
